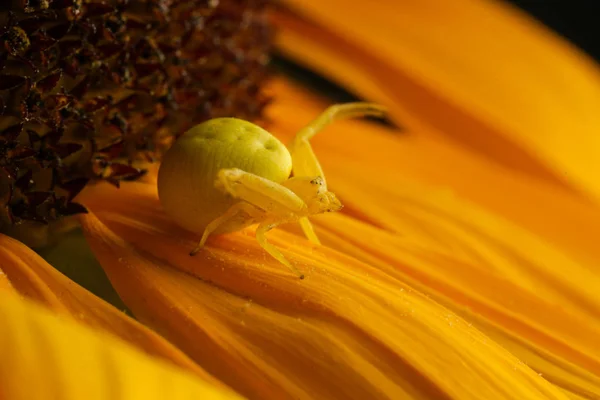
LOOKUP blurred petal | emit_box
[0,233,220,384]
[274,0,600,202]
[0,292,242,400]
[80,183,567,400]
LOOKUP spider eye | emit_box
[310,177,324,186]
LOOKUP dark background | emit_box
[506,1,600,61]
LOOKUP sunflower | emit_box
[2,0,600,399]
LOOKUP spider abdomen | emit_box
[157,118,292,234]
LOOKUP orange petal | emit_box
[266,78,600,271]
[0,233,220,385]
[273,0,600,202]
[308,209,600,398]
[264,81,600,397]
[0,291,242,400]
[80,183,567,400]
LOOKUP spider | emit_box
[157,103,387,278]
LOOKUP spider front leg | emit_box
[288,102,387,184]
[288,102,387,242]
[215,168,310,278]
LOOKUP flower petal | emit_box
[264,80,600,397]
[80,185,567,400]
[0,292,242,400]
[308,210,600,398]
[0,233,220,384]
[267,78,600,271]
[274,0,600,202]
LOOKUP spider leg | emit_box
[216,168,313,278]
[288,102,387,188]
[215,168,307,215]
[286,103,385,244]
[190,201,261,256]
[256,221,304,279]
[299,217,320,245]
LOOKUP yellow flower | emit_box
[2,0,600,399]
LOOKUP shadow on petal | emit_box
[0,292,242,400]
[0,233,220,386]
[80,182,566,400]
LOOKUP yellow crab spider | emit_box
[157,102,387,279]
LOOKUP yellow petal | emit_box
[274,0,600,202]
[80,183,567,400]
[0,233,219,384]
[0,291,242,400]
